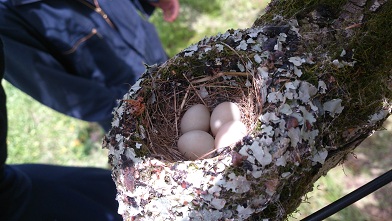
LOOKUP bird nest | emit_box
[105,60,267,219]
[103,23,336,220]
[126,67,261,162]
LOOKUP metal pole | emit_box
[302,169,392,221]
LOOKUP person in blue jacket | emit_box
[0,37,125,221]
[0,0,179,131]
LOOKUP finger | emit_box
[163,0,179,22]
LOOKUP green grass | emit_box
[4,80,108,167]
[3,0,391,220]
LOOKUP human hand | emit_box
[150,0,180,22]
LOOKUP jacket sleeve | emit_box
[1,35,120,123]
[0,36,32,221]
[0,5,128,124]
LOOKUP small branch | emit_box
[191,72,251,84]
[179,86,190,111]
[182,73,208,107]
[173,86,179,138]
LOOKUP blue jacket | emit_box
[1,38,123,221]
[0,0,168,130]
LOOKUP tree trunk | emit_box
[103,0,392,220]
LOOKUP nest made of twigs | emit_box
[129,68,262,162]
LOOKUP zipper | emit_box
[77,0,115,28]
[63,28,101,54]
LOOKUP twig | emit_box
[196,148,219,161]
[180,86,190,111]
[182,73,208,106]
[191,71,251,84]
[173,86,179,137]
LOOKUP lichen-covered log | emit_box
[103,0,392,220]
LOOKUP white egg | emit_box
[180,104,210,134]
[215,121,247,150]
[210,102,241,136]
[177,130,215,160]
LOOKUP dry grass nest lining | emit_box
[134,70,262,162]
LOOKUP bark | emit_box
[103,0,392,220]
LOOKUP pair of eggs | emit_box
[178,102,247,160]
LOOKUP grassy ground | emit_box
[3,0,391,220]
[4,80,109,167]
